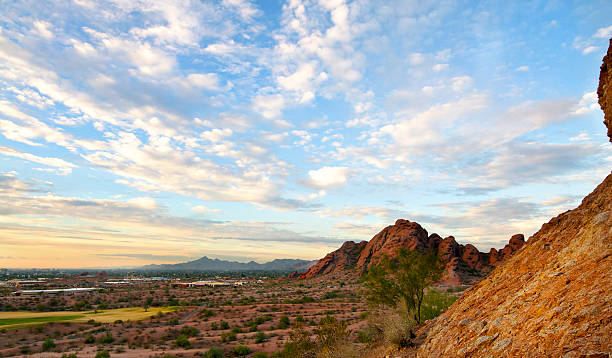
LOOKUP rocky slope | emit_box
[299,219,524,284]
[598,38,612,141]
[416,41,612,358]
[299,240,367,279]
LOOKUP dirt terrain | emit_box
[0,273,372,357]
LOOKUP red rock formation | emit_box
[598,38,612,142]
[355,219,430,269]
[298,240,367,279]
[287,270,299,279]
[298,219,524,284]
[489,233,525,266]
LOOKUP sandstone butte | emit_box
[298,219,524,285]
[416,38,612,358]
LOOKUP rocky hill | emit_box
[299,219,524,284]
[416,39,612,358]
[598,38,612,141]
[143,256,316,272]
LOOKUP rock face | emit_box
[489,234,525,266]
[298,240,367,279]
[417,43,612,358]
[417,174,612,357]
[355,219,432,268]
[298,219,524,284]
[598,38,612,142]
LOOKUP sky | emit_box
[0,0,611,268]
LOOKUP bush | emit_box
[98,332,114,344]
[84,334,95,343]
[277,315,290,329]
[203,347,224,357]
[42,338,56,351]
[61,354,78,358]
[220,321,230,329]
[180,326,199,337]
[95,350,110,358]
[174,334,191,348]
[232,345,251,356]
[253,352,268,358]
[254,331,267,343]
[369,310,415,348]
[221,332,237,342]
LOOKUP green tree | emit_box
[362,248,443,324]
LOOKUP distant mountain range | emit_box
[142,256,317,272]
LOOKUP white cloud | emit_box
[252,94,285,119]
[582,46,599,55]
[450,76,474,92]
[126,197,158,210]
[594,25,612,38]
[306,166,349,188]
[574,91,599,115]
[0,146,76,174]
[432,63,448,72]
[192,205,221,214]
[516,65,529,72]
[32,21,53,39]
[187,73,221,90]
[222,0,259,21]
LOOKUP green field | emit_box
[0,306,180,329]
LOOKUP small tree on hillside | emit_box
[363,248,443,324]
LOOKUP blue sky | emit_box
[0,0,611,268]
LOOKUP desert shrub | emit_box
[220,321,230,329]
[84,335,95,344]
[221,332,237,342]
[168,318,179,325]
[274,325,315,358]
[277,315,290,329]
[211,322,219,330]
[315,315,348,350]
[369,310,415,348]
[42,338,56,351]
[201,309,215,317]
[61,354,77,358]
[180,326,199,337]
[253,352,268,358]
[98,332,114,344]
[203,347,224,357]
[232,345,251,356]
[174,334,191,348]
[255,331,267,343]
[95,350,110,358]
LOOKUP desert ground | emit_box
[1,272,413,357]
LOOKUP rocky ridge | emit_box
[416,40,612,358]
[598,38,612,142]
[299,219,524,284]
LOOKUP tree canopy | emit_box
[362,248,443,324]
